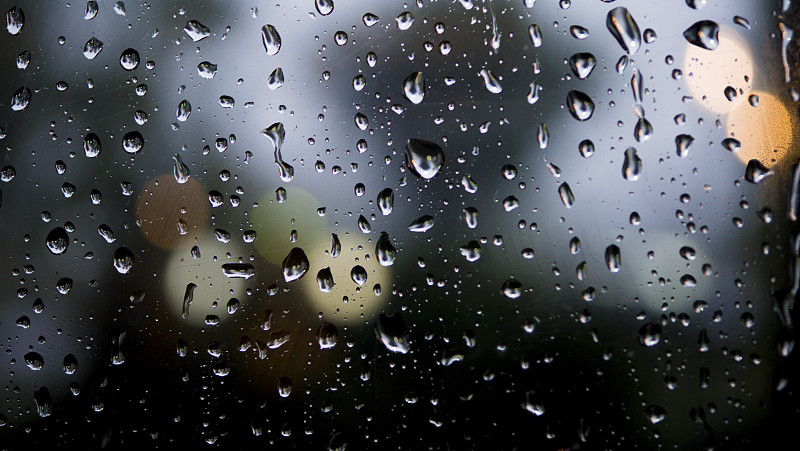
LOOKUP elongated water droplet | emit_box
[606,7,641,55]
[675,134,694,157]
[83,37,103,59]
[176,100,191,122]
[569,53,596,79]
[261,25,281,55]
[262,122,293,182]
[567,90,594,121]
[616,55,629,74]
[316,267,334,292]
[528,24,542,47]
[402,72,425,104]
[409,215,435,232]
[6,6,24,35]
[527,83,541,104]
[354,113,369,130]
[34,388,51,418]
[221,263,255,279]
[558,182,575,208]
[315,0,334,16]
[375,313,410,353]
[537,123,549,149]
[683,20,720,50]
[181,283,196,318]
[184,20,210,42]
[605,245,621,273]
[84,133,102,158]
[172,155,190,183]
[330,233,341,257]
[377,188,394,215]
[463,207,479,229]
[405,138,444,179]
[622,147,642,181]
[745,159,772,183]
[376,232,397,266]
[480,69,502,94]
[631,69,643,103]
[10,85,31,111]
[268,67,284,90]
[281,247,309,282]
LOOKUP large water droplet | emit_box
[172,154,190,183]
[221,263,255,279]
[579,139,594,158]
[377,188,394,215]
[83,133,102,158]
[262,122,293,182]
[316,268,334,292]
[24,352,43,370]
[119,48,139,70]
[683,20,720,50]
[408,215,435,232]
[745,159,772,183]
[316,322,338,349]
[268,67,284,90]
[402,72,425,104]
[622,147,642,181]
[261,25,281,55]
[122,131,143,154]
[46,227,69,255]
[606,7,641,55]
[638,322,661,346]
[605,245,622,273]
[6,6,24,35]
[281,247,309,282]
[558,182,575,208]
[568,53,596,79]
[362,13,379,27]
[197,61,217,79]
[675,134,694,157]
[375,313,410,354]
[113,247,135,274]
[502,279,522,299]
[376,232,397,266]
[405,138,444,179]
[82,37,103,59]
[528,24,542,47]
[84,1,98,20]
[567,90,594,121]
[537,123,549,149]
[479,69,503,94]
[184,20,210,42]
[10,85,30,111]
[396,12,414,30]
[176,99,191,122]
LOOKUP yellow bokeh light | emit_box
[726,91,796,167]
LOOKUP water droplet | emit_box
[352,74,366,91]
[605,244,621,273]
[460,241,481,262]
[98,224,116,243]
[685,0,707,10]
[172,154,190,183]
[122,131,144,154]
[176,99,191,122]
[745,159,772,184]
[334,30,348,46]
[315,0,334,16]
[376,232,397,266]
[34,387,52,418]
[567,90,594,121]
[82,37,103,59]
[377,188,394,215]
[262,122,293,182]
[646,405,666,424]
[721,137,741,152]
[354,113,369,130]
[113,247,135,274]
[113,1,126,16]
[84,1,98,20]
[375,313,410,354]
[568,53,596,79]
[221,263,255,279]
[724,86,737,102]
[616,55,629,74]
[570,25,589,40]
[316,268,334,292]
[537,123,549,149]
[622,147,642,181]
[479,69,502,94]
[558,182,575,208]
[409,215,435,232]
[83,133,102,158]
[268,67,284,90]
[46,227,69,255]
[606,7,642,55]
[184,20,210,42]
[316,322,338,349]
[24,352,43,370]
[362,13,379,27]
[197,61,217,79]
[464,207,479,229]
[638,322,661,346]
[63,354,78,374]
[405,138,444,179]
[402,72,425,104]
[6,6,24,35]
[528,24,542,47]
[579,139,594,158]
[502,279,522,299]
[261,25,281,55]
[527,83,541,104]
[350,265,368,285]
[10,85,31,111]
[119,48,140,70]
[281,247,309,282]
[683,20,720,50]
[396,12,414,30]
[675,134,694,157]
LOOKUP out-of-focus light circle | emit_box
[683,27,753,114]
[726,92,795,167]
[136,175,209,249]
[162,238,249,327]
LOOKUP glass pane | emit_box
[0,1,798,448]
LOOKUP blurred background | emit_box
[1,0,800,449]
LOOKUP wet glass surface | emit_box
[1,1,800,449]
